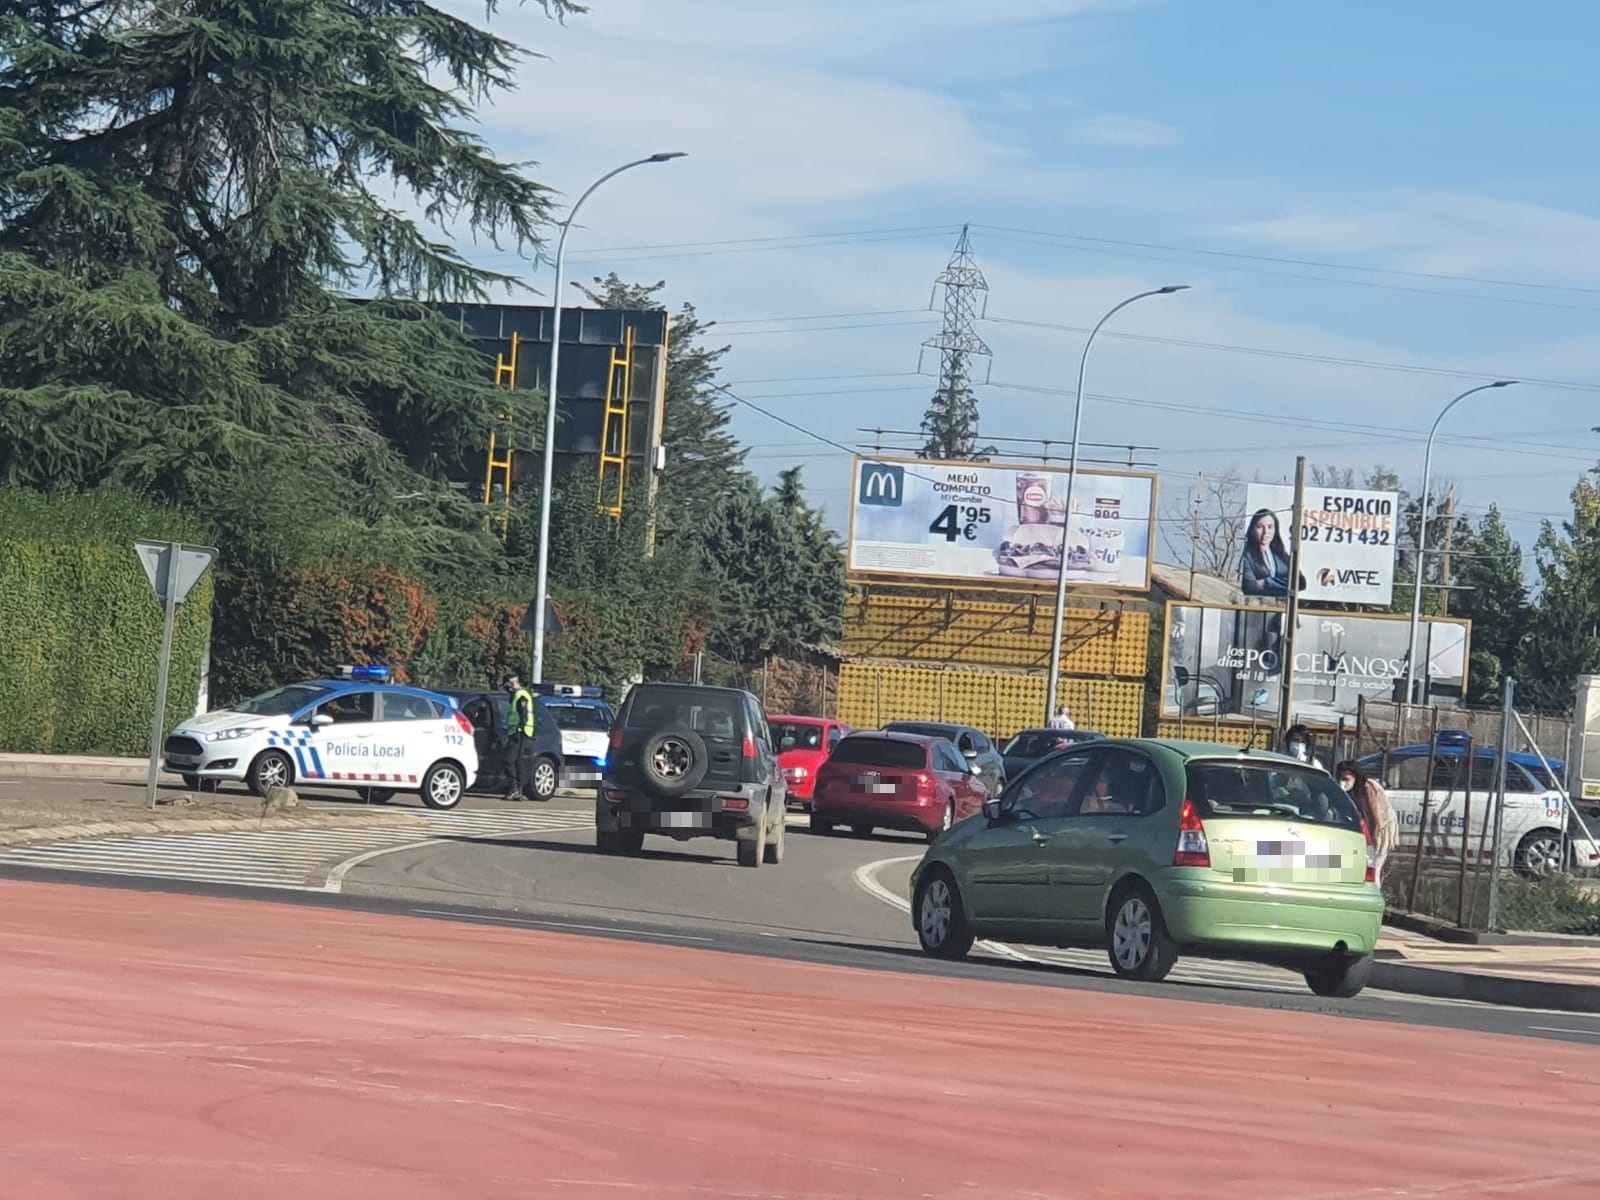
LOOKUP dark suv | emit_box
[597,682,788,868]
[881,721,1006,795]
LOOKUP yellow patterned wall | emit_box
[842,591,1149,678]
[838,664,1145,739]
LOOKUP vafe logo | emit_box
[1317,567,1382,588]
[858,463,904,507]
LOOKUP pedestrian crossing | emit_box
[0,807,592,893]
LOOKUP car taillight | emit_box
[1357,815,1376,882]
[610,726,623,752]
[915,771,933,797]
[743,734,757,760]
[1173,797,1210,868]
[453,710,473,735]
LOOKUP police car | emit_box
[162,666,480,810]
[536,684,615,788]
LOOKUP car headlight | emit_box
[204,728,259,743]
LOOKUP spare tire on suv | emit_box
[638,727,709,798]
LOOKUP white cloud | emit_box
[1073,114,1180,149]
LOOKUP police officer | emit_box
[504,674,536,800]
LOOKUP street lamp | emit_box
[529,152,687,684]
[1401,379,1518,706]
[1044,285,1189,721]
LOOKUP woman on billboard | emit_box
[1239,508,1304,597]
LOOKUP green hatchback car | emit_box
[909,738,1386,997]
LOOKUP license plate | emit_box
[660,812,702,828]
[1255,840,1340,868]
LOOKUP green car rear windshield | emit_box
[1185,760,1364,833]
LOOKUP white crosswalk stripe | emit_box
[0,807,591,893]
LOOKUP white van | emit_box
[1357,743,1600,879]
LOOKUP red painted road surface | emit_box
[3,880,1599,1200]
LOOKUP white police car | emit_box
[162,666,480,809]
[535,684,615,788]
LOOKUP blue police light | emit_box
[336,664,391,681]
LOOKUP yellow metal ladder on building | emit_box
[483,331,520,542]
[597,326,637,520]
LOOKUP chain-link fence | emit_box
[1351,690,1600,933]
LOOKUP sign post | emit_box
[1275,457,1308,739]
[134,540,219,809]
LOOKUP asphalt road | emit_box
[5,780,1600,1044]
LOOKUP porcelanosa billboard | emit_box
[1161,603,1471,724]
[847,455,1157,591]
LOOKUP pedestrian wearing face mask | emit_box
[1336,759,1397,885]
[1282,724,1326,771]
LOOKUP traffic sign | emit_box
[133,540,219,809]
[135,540,218,607]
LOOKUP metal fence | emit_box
[1350,686,1599,933]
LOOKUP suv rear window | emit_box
[830,736,927,770]
[624,687,745,738]
[545,703,612,732]
[1186,761,1363,832]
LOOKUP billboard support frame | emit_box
[1275,456,1308,738]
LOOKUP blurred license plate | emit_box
[1256,839,1338,868]
[660,812,703,828]
[854,777,895,793]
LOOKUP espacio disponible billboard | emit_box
[847,456,1157,591]
[1162,602,1471,724]
[1240,482,1400,606]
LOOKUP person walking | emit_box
[1336,759,1398,886]
[504,675,536,801]
[1048,705,1075,731]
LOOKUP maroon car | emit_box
[810,732,988,841]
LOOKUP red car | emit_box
[810,732,989,841]
[767,715,851,810]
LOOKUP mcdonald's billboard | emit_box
[846,455,1157,591]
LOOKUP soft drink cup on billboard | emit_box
[1015,473,1049,524]
[1085,495,1124,576]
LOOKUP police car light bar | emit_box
[336,664,391,681]
[533,683,603,699]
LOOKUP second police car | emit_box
[535,683,615,788]
[161,666,480,809]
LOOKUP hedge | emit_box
[0,488,213,755]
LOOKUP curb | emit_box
[0,810,427,850]
[0,755,149,782]
[1370,959,1600,1015]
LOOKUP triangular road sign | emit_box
[135,540,220,607]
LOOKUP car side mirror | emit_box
[983,798,1003,822]
[963,746,979,760]
[308,712,334,728]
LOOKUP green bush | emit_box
[0,487,212,755]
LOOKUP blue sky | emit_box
[436,0,1600,574]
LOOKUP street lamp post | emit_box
[1401,379,1517,707]
[529,152,687,684]
[1044,285,1189,722]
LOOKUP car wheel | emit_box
[617,830,645,855]
[530,756,559,802]
[927,799,955,843]
[420,762,465,811]
[359,787,396,804]
[1106,883,1177,982]
[764,808,785,864]
[639,727,710,798]
[247,750,293,797]
[1304,952,1373,999]
[1514,828,1565,880]
[596,829,620,854]
[809,814,834,835]
[737,817,766,868]
[914,868,974,960]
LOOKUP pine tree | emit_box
[1517,474,1600,712]
[0,0,582,682]
[918,356,993,461]
[1453,505,1528,704]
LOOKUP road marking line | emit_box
[1527,1025,1600,1037]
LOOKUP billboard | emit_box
[1241,483,1399,605]
[848,456,1157,591]
[1161,602,1470,725]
